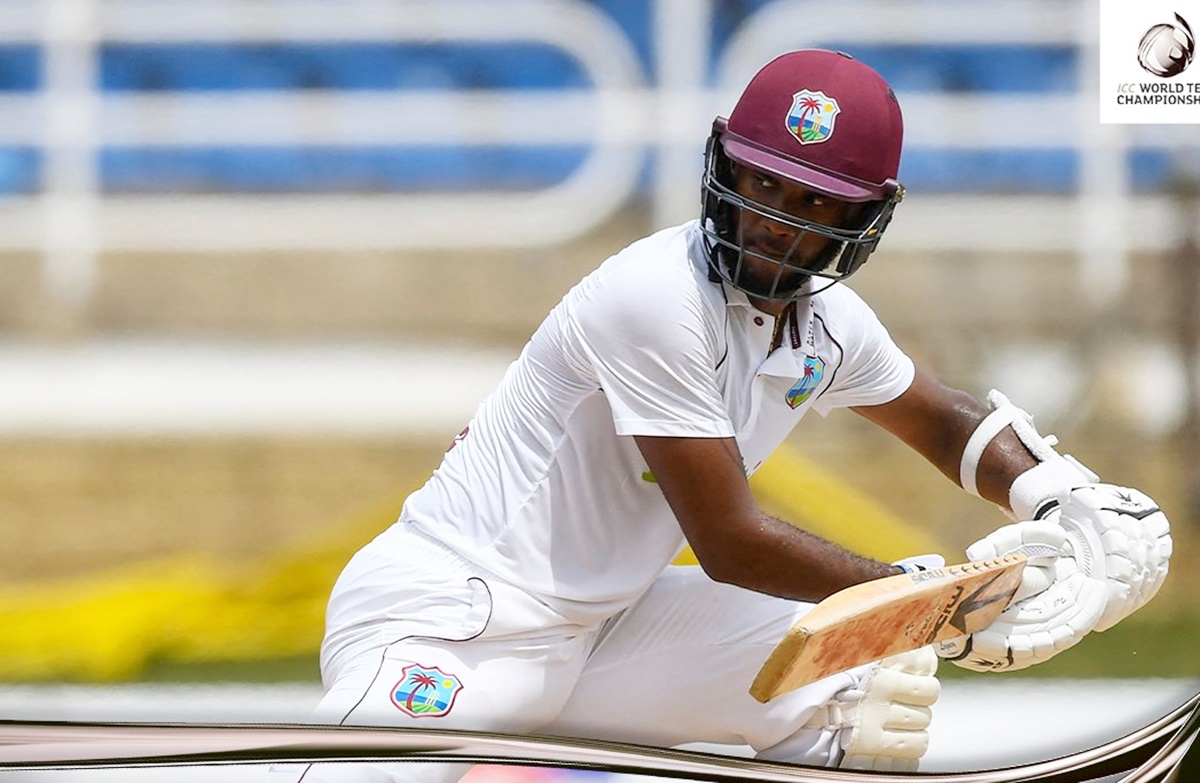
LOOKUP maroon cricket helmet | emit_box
[699,49,906,301]
[722,49,903,202]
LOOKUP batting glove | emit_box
[934,549,1106,672]
[965,519,1067,603]
[936,483,1172,672]
[837,646,941,771]
[1054,484,1172,631]
[933,517,1099,672]
[892,553,946,574]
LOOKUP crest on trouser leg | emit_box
[391,663,464,718]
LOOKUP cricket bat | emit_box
[749,553,1027,703]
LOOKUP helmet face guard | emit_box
[699,127,903,301]
[698,49,905,302]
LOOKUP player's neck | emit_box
[749,297,790,318]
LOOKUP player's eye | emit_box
[755,174,777,190]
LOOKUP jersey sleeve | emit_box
[810,286,915,415]
[562,254,734,439]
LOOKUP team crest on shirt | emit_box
[785,355,825,408]
[786,90,840,145]
[391,663,464,718]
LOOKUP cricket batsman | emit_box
[269,48,1172,781]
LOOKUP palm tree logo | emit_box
[796,95,822,136]
[786,90,841,145]
[785,355,825,408]
[391,664,464,718]
[405,671,438,712]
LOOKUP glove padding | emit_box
[1055,484,1172,631]
[934,546,1106,671]
[837,647,940,771]
[965,519,1067,603]
[937,483,1172,672]
[935,517,1096,671]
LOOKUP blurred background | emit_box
[0,0,1197,778]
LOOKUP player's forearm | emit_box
[852,373,1041,516]
[971,428,1040,509]
[634,433,901,600]
[891,391,1039,511]
[695,512,900,603]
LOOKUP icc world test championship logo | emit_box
[1137,12,1196,77]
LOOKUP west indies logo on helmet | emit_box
[700,50,905,301]
[786,89,841,144]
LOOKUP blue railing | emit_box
[0,4,1175,197]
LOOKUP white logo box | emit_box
[1100,0,1200,123]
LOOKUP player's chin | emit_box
[732,264,810,301]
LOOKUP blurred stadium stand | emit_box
[1,0,1193,302]
[0,2,1185,196]
[5,35,1087,192]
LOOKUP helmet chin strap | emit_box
[768,276,840,305]
[793,275,839,299]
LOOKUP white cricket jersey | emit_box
[398,219,915,628]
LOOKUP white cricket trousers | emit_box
[266,522,871,782]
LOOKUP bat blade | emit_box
[749,553,1027,703]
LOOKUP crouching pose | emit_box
[269,49,1170,782]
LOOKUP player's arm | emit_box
[848,365,1039,514]
[853,365,1172,671]
[635,433,900,603]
